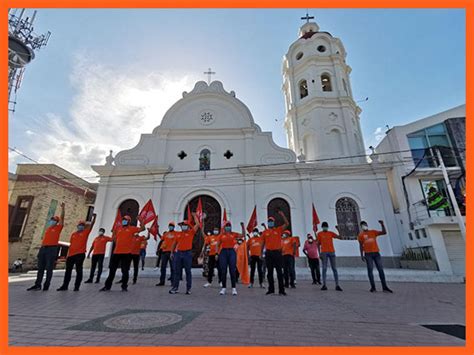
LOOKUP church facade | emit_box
[90,20,404,265]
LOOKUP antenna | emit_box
[8,9,51,113]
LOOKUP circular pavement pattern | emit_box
[103,312,183,330]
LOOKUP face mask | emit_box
[268,221,275,228]
[77,225,85,232]
[48,220,57,227]
[322,227,328,232]
[182,226,189,232]
[362,225,368,231]
[253,232,259,237]
[169,226,174,231]
[99,231,104,236]
[213,230,219,235]
[224,226,231,232]
[282,234,288,238]
[122,220,129,226]
[308,238,313,242]
[237,239,243,244]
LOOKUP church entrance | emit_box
[183,195,222,267]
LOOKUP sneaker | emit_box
[321,285,328,291]
[169,288,179,294]
[219,282,223,288]
[219,288,226,295]
[203,283,211,288]
[153,267,159,271]
[27,285,41,291]
[383,287,393,293]
[84,279,93,284]
[56,286,68,291]
[260,283,265,288]
[156,282,165,286]
[232,288,237,296]
[186,290,192,295]
[335,285,343,292]
[265,290,274,295]
[279,291,287,296]
[73,287,80,292]
[248,284,253,288]
[370,288,377,293]
[99,287,110,292]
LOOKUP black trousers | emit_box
[61,253,86,290]
[207,254,221,283]
[34,246,58,289]
[104,253,132,290]
[160,251,173,284]
[307,257,321,283]
[265,250,285,294]
[250,255,264,285]
[131,254,140,283]
[283,254,296,287]
[88,254,105,282]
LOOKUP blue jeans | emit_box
[364,252,388,289]
[34,246,58,289]
[219,248,237,288]
[321,252,339,286]
[172,250,192,291]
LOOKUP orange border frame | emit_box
[1,2,471,355]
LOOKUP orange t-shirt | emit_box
[205,235,220,256]
[131,236,146,255]
[42,224,64,246]
[68,227,92,257]
[176,230,195,251]
[219,232,239,249]
[292,236,301,257]
[281,237,297,256]
[358,230,383,253]
[114,226,141,254]
[248,237,263,257]
[91,235,112,255]
[160,231,177,252]
[262,226,284,251]
[317,231,338,253]
[140,239,148,250]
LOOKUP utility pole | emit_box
[436,147,466,241]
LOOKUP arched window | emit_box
[267,197,292,232]
[335,197,361,239]
[321,74,332,92]
[118,199,140,226]
[299,79,308,99]
[199,149,211,171]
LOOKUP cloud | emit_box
[18,52,200,181]
[373,126,385,142]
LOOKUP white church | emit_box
[91,19,404,266]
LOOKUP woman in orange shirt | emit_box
[316,222,343,292]
[201,226,221,288]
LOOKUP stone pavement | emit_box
[9,271,465,347]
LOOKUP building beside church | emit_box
[91,19,405,268]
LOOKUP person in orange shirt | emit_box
[261,210,289,296]
[317,222,343,291]
[217,221,245,296]
[84,228,113,284]
[57,213,96,291]
[130,231,151,284]
[139,238,148,270]
[201,226,221,288]
[281,230,298,289]
[27,202,65,291]
[100,215,145,292]
[156,222,177,286]
[247,228,264,288]
[358,220,393,293]
[169,213,200,295]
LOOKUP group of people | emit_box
[27,204,393,295]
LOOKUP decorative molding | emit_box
[182,81,236,98]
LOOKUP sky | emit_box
[8,8,465,180]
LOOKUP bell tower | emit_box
[282,14,365,164]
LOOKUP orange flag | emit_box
[111,209,122,233]
[236,240,250,285]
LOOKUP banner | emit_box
[236,240,250,285]
[111,209,122,233]
[246,206,257,234]
[196,197,204,228]
[312,203,320,233]
[138,199,157,225]
[222,208,228,231]
[149,217,159,240]
[186,203,195,226]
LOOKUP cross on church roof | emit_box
[203,67,216,85]
[301,10,314,23]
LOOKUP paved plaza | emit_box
[8,270,465,347]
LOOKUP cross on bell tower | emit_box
[300,10,314,23]
[203,67,216,85]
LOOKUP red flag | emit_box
[312,203,320,233]
[246,206,257,234]
[186,203,195,226]
[138,199,157,225]
[111,209,122,233]
[149,217,159,241]
[196,197,204,228]
[222,208,228,231]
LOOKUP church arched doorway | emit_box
[118,199,140,226]
[267,198,292,232]
[183,195,222,266]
